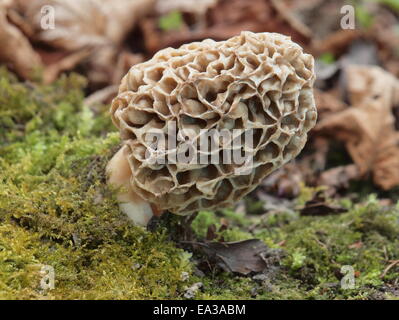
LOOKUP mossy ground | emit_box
[1,69,398,300]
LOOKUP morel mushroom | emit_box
[107,31,317,226]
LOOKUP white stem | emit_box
[106,146,154,227]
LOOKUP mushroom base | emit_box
[106,146,155,227]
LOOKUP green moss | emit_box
[0,69,194,299]
[159,10,184,31]
[1,68,398,300]
[318,53,336,65]
[252,200,399,299]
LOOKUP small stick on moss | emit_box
[381,260,399,279]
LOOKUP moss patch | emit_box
[1,69,399,300]
[0,69,193,299]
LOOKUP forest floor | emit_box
[1,0,399,300]
[1,69,399,300]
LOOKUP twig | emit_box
[381,260,399,279]
[84,85,118,107]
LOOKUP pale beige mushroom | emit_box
[107,31,317,226]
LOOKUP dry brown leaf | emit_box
[0,3,42,79]
[300,202,346,216]
[10,0,154,85]
[281,0,346,40]
[212,0,311,42]
[368,4,399,77]
[319,164,359,191]
[83,85,119,108]
[300,192,346,216]
[192,239,280,275]
[14,0,154,50]
[255,192,295,215]
[314,89,348,120]
[270,0,312,39]
[111,51,144,85]
[42,49,92,84]
[312,29,363,57]
[261,164,304,199]
[317,65,399,190]
[142,0,311,55]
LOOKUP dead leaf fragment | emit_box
[42,49,92,84]
[10,0,154,85]
[300,202,346,216]
[84,85,119,108]
[0,4,42,79]
[300,192,346,216]
[319,164,359,191]
[314,89,348,120]
[193,239,277,275]
[256,192,295,215]
[317,65,399,190]
[261,164,304,199]
[142,0,312,55]
[14,0,155,50]
[313,29,362,57]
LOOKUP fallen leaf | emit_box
[314,89,348,120]
[0,3,42,79]
[378,199,393,207]
[300,192,346,216]
[317,65,399,190]
[141,0,311,55]
[269,0,312,39]
[260,164,304,199]
[42,49,92,84]
[14,0,154,50]
[191,239,279,275]
[256,192,295,214]
[319,164,359,191]
[11,0,154,86]
[369,4,399,77]
[300,202,346,216]
[313,29,362,57]
[84,85,119,108]
[283,0,345,40]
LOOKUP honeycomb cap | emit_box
[111,31,317,215]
